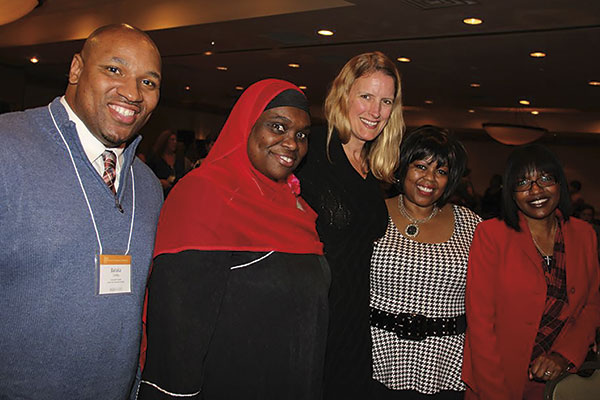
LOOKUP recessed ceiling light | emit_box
[424,100,433,105]
[184,85,191,91]
[519,99,530,105]
[29,57,39,64]
[589,80,600,86]
[211,41,215,46]
[470,83,481,88]
[288,63,300,68]
[397,57,411,63]
[463,17,483,25]
[531,110,540,115]
[204,51,213,56]
[529,51,546,58]
[217,66,228,71]
[298,85,307,90]
[468,109,475,113]
[317,29,334,36]
[235,86,244,91]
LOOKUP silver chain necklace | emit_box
[397,194,439,238]
[530,220,557,270]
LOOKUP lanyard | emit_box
[48,103,135,255]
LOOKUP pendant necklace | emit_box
[530,219,557,270]
[397,194,439,238]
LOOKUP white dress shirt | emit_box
[60,97,124,191]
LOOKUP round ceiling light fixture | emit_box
[0,0,40,26]
[317,29,334,36]
[463,17,483,25]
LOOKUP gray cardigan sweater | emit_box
[0,98,163,399]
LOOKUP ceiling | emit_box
[1,0,599,141]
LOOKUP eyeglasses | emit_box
[513,174,557,192]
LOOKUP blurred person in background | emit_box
[148,129,191,197]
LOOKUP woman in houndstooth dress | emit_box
[370,126,481,399]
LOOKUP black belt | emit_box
[370,306,466,341]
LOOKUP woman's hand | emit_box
[529,352,569,381]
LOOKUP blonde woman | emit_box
[297,51,404,399]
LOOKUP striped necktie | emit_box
[102,150,117,194]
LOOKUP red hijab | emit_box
[153,79,323,256]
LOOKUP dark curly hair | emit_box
[394,125,467,208]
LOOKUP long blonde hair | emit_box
[324,51,404,183]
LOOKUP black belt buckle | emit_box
[396,313,427,341]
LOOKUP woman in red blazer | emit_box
[462,144,600,400]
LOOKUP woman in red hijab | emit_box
[138,79,328,400]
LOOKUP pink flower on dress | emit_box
[287,174,301,196]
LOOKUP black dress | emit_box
[148,155,186,197]
[140,250,330,400]
[297,127,388,399]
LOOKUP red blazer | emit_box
[462,214,600,400]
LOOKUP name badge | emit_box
[96,254,132,295]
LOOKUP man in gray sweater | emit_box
[0,24,163,399]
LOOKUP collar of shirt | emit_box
[60,96,124,191]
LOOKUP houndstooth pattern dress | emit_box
[370,205,481,394]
